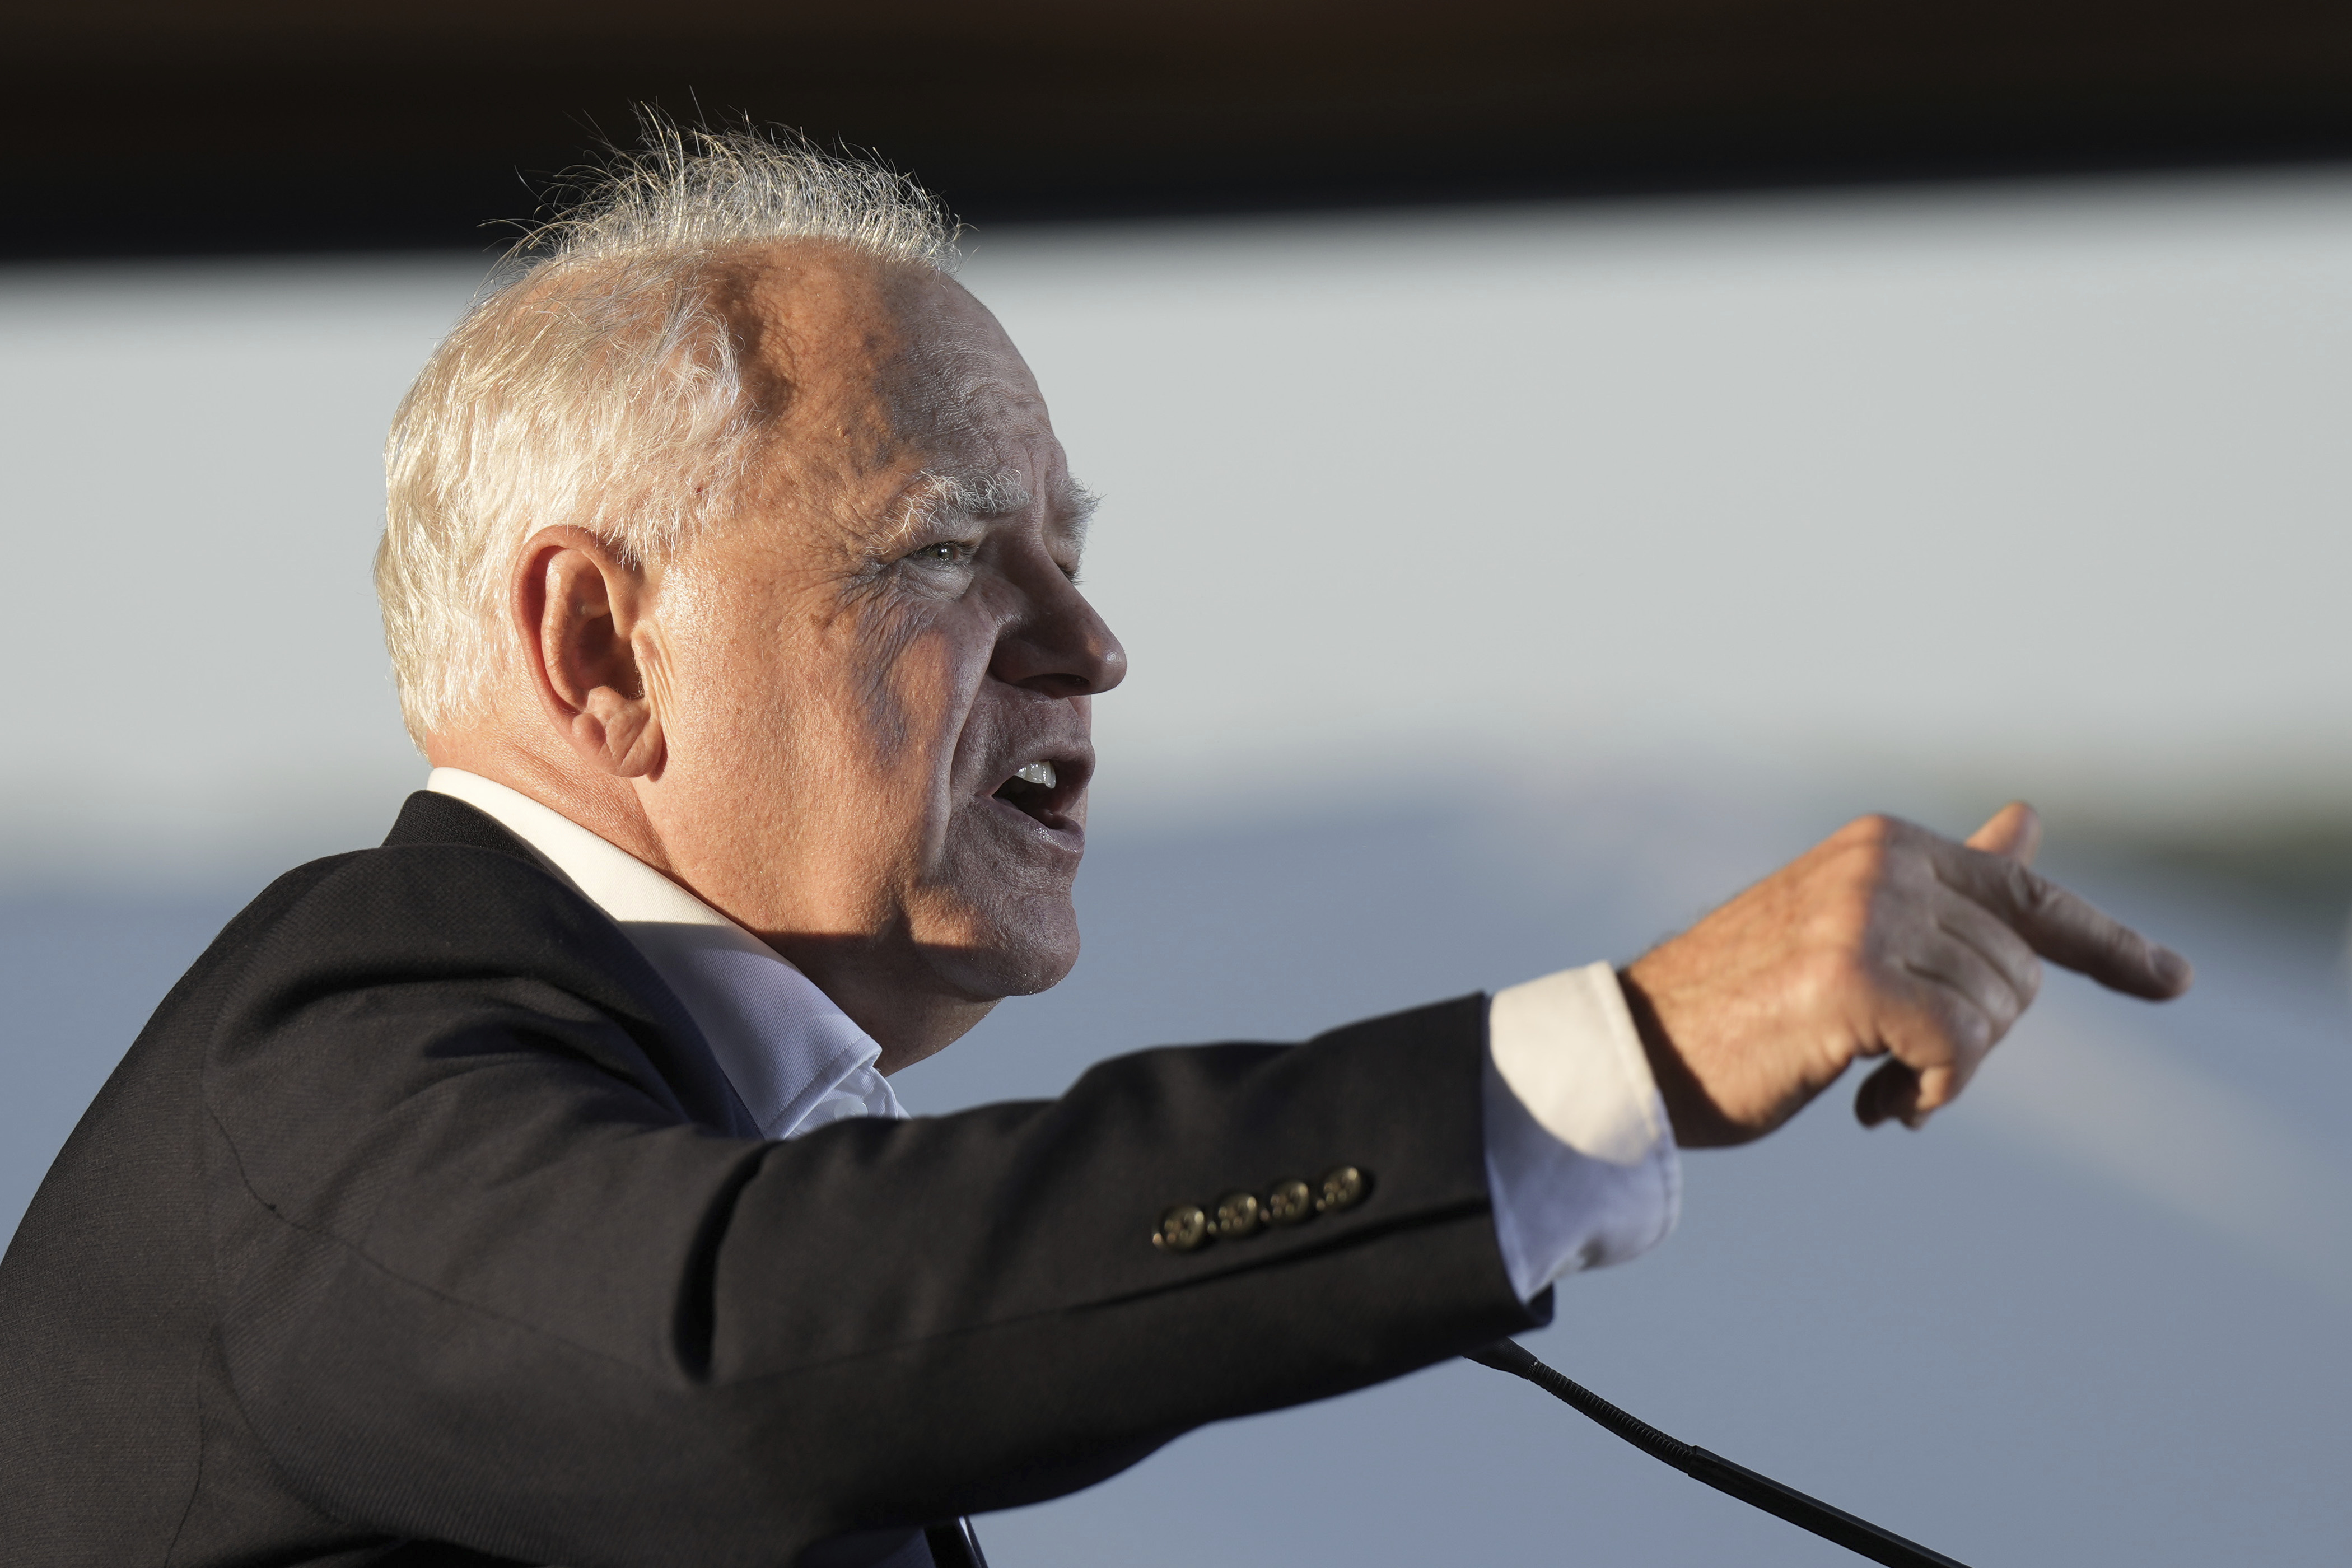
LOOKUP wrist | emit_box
[1614,962,1744,1149]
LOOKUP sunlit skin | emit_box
[1623,802,2191,1145]
[431,239,2191,1127]
[432,245,1122,1072]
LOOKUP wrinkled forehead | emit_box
[732,244,1054,473]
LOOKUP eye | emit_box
[903,539,977,570]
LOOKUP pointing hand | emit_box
[1617,804,2192,1147]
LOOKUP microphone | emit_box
[1466,1340,1971,1568]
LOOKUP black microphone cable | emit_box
[1466,1340,1972,1568]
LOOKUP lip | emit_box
[979,741,1093,850]
[978,791,1087,857]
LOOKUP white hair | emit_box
[374,121,959,748]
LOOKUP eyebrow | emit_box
[879,468,1100,557]
[1052,474,1100,551]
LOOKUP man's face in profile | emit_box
[640,247,1124,1059]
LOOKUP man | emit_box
[0,128,2188,1568]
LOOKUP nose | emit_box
[991,554,1127,698]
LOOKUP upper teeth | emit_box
[1016,760,1057,788]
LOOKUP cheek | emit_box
[849,605,995,772]
[665,612,802,777]
[654,577,845,824]
[663,584,997,858]
[846,615,947,760]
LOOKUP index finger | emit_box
[1931,840,2192,1001]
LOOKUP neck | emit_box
[424,726,991,1073]
[768,943,998,1075]
[427,730,673,879]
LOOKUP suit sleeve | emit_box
[200,850,1544,1568]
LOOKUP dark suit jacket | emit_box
[0,792,1546,1567]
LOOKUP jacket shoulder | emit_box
[380,786,548,861]
[203,799,741,1131]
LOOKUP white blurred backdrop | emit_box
[6,167,2351,1565]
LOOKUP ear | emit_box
[511,526,666,779]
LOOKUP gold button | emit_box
[1316,1165,1368,1212]
[1264,1178,1315,1225]
[1212,1190,1263,1239]
[1154,1204,1210,1252]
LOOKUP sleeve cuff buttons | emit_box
[1152,1166,1371,1253]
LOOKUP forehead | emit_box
[716,245,1084,562]
[731,244,1049,460]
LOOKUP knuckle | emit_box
[1833,841,1897,904]
[1929,996,1994,1055]
[2016,952,2045,1004]
[1835,814,1901,860]
[2002,860,2050,916]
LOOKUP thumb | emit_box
[1966,800,2042,866]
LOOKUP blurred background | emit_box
[7,4,2352,1564]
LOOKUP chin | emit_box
[921,898,1081,1001]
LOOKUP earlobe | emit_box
[589,630,668,780]
[571,673,665,779]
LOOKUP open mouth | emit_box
[990,757,1084,830]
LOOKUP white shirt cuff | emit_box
[1483,962,1682,1302]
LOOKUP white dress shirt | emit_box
[427,768,1678,1301]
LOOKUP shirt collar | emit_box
[425,768,904,1138]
